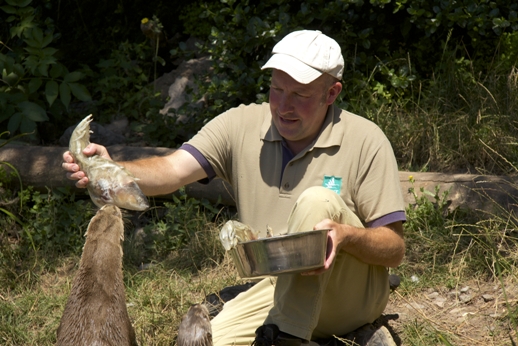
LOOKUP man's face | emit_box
[269,69,339,154]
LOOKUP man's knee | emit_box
[291,187,346,218]
[296,186,342,205]
[287,187,347,234]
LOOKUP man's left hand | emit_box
[301,219,345,275]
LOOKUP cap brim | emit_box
[261,54,322,84]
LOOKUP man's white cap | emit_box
[261,30,344,84]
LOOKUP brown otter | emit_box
[56,204,138,346]
[177,303,213,346]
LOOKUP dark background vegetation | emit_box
[1,0,518,255]
[2,0,518,174]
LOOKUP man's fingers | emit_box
[62,162,78,173]
[63,151,74,163]
[301,268,324,276]
[75,178,88,189]
[62,150,89,189]
[301,250,335,276]
[66,170,87,184]
[83,143,112,160]
[65,172,88,188]
[83,144,97,155]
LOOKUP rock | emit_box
[459,293,472,303]
[433,297,447,308]
[404,303,425,310]
[449,307,465,315]
[388,274,401,290]
[156,57,212,117]
[448,291,458,299]
[482,294,495,302]
[427,292,439,299]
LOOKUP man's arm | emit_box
[303,220,405,275]
[63,143,208,196]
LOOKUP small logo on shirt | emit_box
[323,175,342,194]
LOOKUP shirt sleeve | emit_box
[179,143,217,183]
[354,125,406,224]
[367,211,406,228]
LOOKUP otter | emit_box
[177,304,213,346]
[56,204,138,346]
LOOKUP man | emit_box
[63,30,406,345]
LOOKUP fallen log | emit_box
[398,171,518,214]
[0,145,235,206]
[1,145,517,213]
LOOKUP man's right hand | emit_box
[62,143,112,189]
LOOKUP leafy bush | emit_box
[401,175,518,288]
[0,0,92,139]
[170,0,517,137]
[144,188,224,258]
[15,186,95,253]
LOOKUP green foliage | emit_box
[83,41,155,119]
[2,0,517,156]
[19,187,96,253]
[406,178,451,238]
[0,172,94,258]
[167,0,516,137]
[401,176,518,290]
[144,188,223,258]
[404,178,456,268]
[46,0,186,69]
[0,0,91,138]
[372,39,518,174]
[401,177,473,282]
[179,1,221,39]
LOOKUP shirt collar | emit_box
[261,103,343,149]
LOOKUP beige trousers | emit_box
[212,186,389,345]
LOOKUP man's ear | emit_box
[326,82,343,105]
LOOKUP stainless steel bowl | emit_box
[229,229,329,278]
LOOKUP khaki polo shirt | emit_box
[187,103,404,237]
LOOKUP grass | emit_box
[346,46,518,175]
[0,215,241,346]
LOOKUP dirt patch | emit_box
[384,277,517,345]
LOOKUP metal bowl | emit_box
[229,229,329,278]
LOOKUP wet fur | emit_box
[177,304,213,346]
[56,205,138,346]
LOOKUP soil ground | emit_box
[383,277,517,345]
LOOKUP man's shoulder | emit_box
[223,102,270,116]
[337,107,381,130]
[333,106,386,141]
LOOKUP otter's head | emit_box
[84,204,124,243]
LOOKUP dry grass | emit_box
[0,221,244,346]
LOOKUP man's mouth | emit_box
[279,116,298,124]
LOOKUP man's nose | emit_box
[278,94,293,114]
